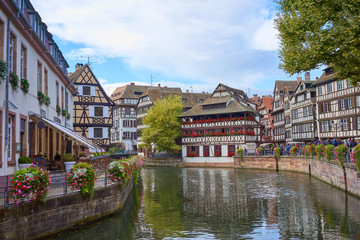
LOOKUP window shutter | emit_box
[338,100,341,111]
[91,86,96,96]
[122,131,125,139]
[354,117,358,130]
[123,120,126,127]
[88,127,94,138]
[345,99,348,110]
[103,106,109,117]
[131,132,134,139]
[78,85,83,95]
[130,121,133,127]
[134,120,137,127]
[103,128,108,139]
[89,106,94,117]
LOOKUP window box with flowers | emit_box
[204,152,209,157]
[66,112,71,120]
[228,152,235,157]
[20,78,29,94]
[0,60,7,83]
[10,72,19,91]
[56,105,61,116]
[62,109,67,117]
[215,152,221,157]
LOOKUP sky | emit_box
[32,0,323,97]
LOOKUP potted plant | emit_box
[38,91,45,105]
[350,145,360,173]
[324,145,335,162]
[62,109,67,117]
[56,105,61,115]
[256,147,264,156]
[66,112,71,120]
[335,144,348,167]
[63,153,76,171]
[66,162,96,198]
[20,78,29,93]
[274,147,281,160]
[18,156,32,170]
[237,148,243,160]
[0,60,7,83]
[315,144,325,160]
[290,146,298,156]
[44,96,51,106]
[54,152,61,161]
[10,72,19,90]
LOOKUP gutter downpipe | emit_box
[4,11,19,175]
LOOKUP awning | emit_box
[259,143,272,147]
[29,112,102,152]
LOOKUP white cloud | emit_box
[252,18,279,51]
[32,0,280,89]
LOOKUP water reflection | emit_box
[55,167,360,240]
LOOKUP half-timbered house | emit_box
[70,64,114,150]
[314,67,360,140]
[258,95,273,142]
[284,90,293,143]
[272,80,298,144]
[110,83,150,151]
[179,84,262,164]
[289,73,317,143]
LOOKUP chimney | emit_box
[130,82,135,86]
[158,83,161,88]
[186,90,189,93]
[305,72,310,81]
[296,77,302,83]
[164,86,167,89]
[75,63,83,71]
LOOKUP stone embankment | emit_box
[236,156,360,198]
[0,182,134,240]
[145,157,185,167]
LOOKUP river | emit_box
[53,167,360,239]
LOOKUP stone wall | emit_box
[237,156,360,198]
[0,181,134,240]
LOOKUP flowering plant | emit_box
[274,147,281,159]
[204,152,209,157]
[324,145,335,162]
[315,144,324,160]
[350,145,360,172]
[237,148,243,160]
[303,146,309,159]
[228,152,235,157]
[309,144,316,159]
[107,160,127,185]
[335,144,348,167]
[66,162,96,197]
[107,157,144,185]
[290,146,298,156]
[215,152,221,157]
[10,164,51,204]
[256,147,264,156]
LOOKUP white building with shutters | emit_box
[70,63,114,150]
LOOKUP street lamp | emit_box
[330,119,343,138]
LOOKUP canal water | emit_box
[54,167,360,239]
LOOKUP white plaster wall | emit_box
[221,145,228,157]
[184,156,234,164]
[199,146,203,157]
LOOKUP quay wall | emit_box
[237,156,360,197]
[0,182,134,240]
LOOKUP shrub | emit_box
[315,144,324,160]
[66,162,95,197]
[290,146,298,156]
[256,147,264,156]
[335,145,348,167]
[351,145,360,172]
[54,152,61,161]
[10,165,51,204]
[107,157,145,185]
[18,156,31,164]
[324,145,335,162]
[237,148,243,160]
[63,153,75,162]
[274,147,281,159]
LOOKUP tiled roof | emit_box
[69,64,86,83]
[313,71,337,86]
[110,84,151,101]
[258,96,273,111]
[179,84,256,118]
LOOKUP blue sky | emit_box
[32,0,323,96]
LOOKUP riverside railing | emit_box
[0,166,113,208]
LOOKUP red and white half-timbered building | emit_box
[179,84,262,164]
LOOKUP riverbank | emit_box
[0,181,134,240]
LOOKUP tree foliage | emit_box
[142,95,183,152]
[275,0,360,86]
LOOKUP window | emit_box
[44,68,48,96]
[341,99,346,110]
[358,117,360,130]
[203,146,209,156]
[83,86,91,96]
[182,99,187,102]
[325,121,329,132]
[61,86,64,109]
[308,106,313,115]
[327,83,332,93]
[343,119,349,130]
[303,107,308,117]
[214,145,222,156]
[337,81,343,91]
[116,132,120,141]
[318,86,322,96]
[125,120,130,127]
[65,91,68,112]
[348,98,353,109]
[9,36,15,73]
[275,101,280,108]
[56,82,59,106]
[111,133,115,141]
[37,61,42,92]
[20,45,27,79]
[94,128,103,138]
[199,99,203,103]
[124,132,130,139]
[94,107,103,117]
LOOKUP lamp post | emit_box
[330,119,343,139]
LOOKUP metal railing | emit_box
[0,166,113,208]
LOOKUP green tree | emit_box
[275,0,360,86]
[142,95,183,152]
